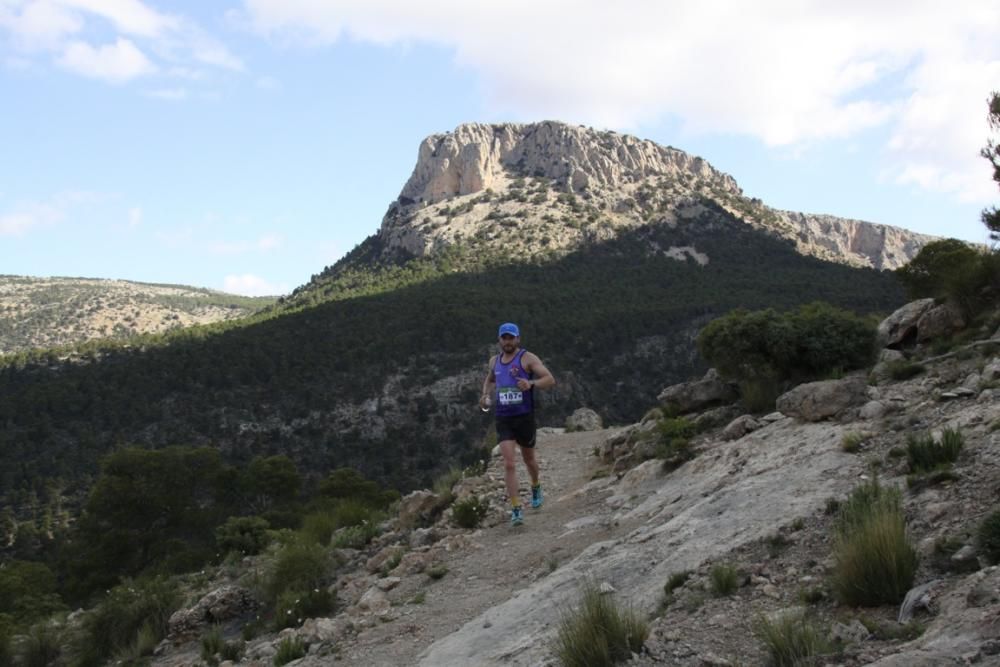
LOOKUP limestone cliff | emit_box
[377,121,934,270]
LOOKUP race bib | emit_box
[498,387,524,406]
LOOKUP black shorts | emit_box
[496,413,537,448]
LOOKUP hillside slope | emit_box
[0,212,904,506]
[150,309,1000,666]
[0,275,274,354]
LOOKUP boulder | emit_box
[916,302,966,342]
[721,415,761,441]
[775,376,869,422]
[397,490,443,527]
[167,585,258,638]
[657,368,738,414]
[565,407,603,432]
[877,299,935,348]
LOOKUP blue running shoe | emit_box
[511,506,524,526]
[531,484,544,509]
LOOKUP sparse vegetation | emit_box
[755,613,832,666]
[977,509,1000,564]
[554,581,648,667]
[709,563,740,596]
[452,495,490,529]
[831,479,918,607]
[273,636,307,666]
[906,428,964,474]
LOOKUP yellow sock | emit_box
[511,497,522,508]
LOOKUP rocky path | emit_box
[329,428,636,666]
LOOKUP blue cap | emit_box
[498,322,520,338]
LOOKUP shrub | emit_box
[452,495,489,529]
[698,302,877,386]
[300,511,338,546]
[215,516,271,556]
[885,359,925,381]
[273,636,307,666]
[74,577,179,666]
[831,480,918,606]
[266,541,332,606]
[331,522,380,549]
[427,565,449,580]
[841,432,864,453]
[906,428,964,473]
[977,510,1000,564]
[274,587,335,629]
[554,582,648,667]
[755,613,831,666]
[895,238,996,317]
[19,623,62,667]
[709,564,740,596]
[654,416,696,469]
[663,570,691,596]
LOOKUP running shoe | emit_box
[531,484,544,509]
[511,506,524,526]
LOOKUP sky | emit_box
[1,1,998,296]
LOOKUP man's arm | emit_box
[519,352,555,391]
[480,355,497,409]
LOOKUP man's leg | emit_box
[499,439,520,504]
[519,445,539,487]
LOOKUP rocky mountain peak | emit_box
[398,121,740,205]
[377,121,935,271]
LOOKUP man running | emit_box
[480,322,556,526]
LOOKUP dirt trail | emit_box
[333,428,634,666]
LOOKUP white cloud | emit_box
[255,74,280,90]
[242,0,1000,204]
[1,0,243,84]
[210,234,285,255]
[56,0,177,38]
[0,190,98,236]
[57,37,155,82]
[144,86,186,100]
[223,273,287,296]
[127,206,142,227]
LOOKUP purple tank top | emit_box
[494,349,535,417]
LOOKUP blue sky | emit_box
[1,1,998,296]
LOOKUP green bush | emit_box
[977,510,1000,564]
[655,416,697,469]
[698,302,877,386]
[663,570,691,596]
[554,582,649,667]
[273,636,307,666]
[832,480,918,606]
[265,538,336,631]
[895,239,997,317]
[19,623,62,667]
[274,587,335,629]
[331,521,380,549]
[755,613,831,666]
[709,564,740,597]
[452,495,489,529]
[907,428,964,473]
[885,359,925,381]
[215,516,271,556]
[300,511,338,546]
[74,577,180,667]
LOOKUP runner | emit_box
[480,322,556,526]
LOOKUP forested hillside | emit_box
[0,203,905,516]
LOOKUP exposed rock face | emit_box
[657,368,738,414]
[565,407,603,431]
[775,376,869,422]
[378,121,934,269]
[878,298,936,348]
[399,122,739,205]
[772,211,936,270]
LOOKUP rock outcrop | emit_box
[376,121,935,269]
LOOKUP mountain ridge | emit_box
[366,121,933,278]
[0,275,275,355]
